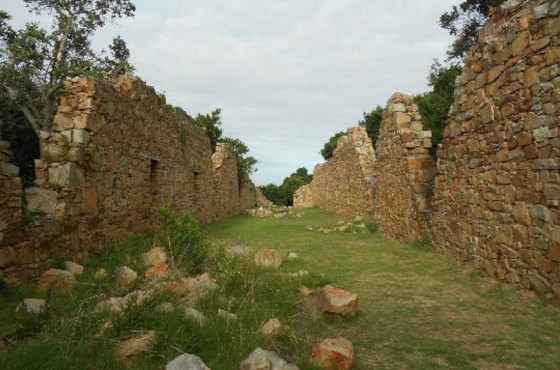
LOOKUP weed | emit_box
[411,232,433,252]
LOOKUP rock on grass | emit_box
[311,338,355,370]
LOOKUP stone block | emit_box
[48,163,84,188]
[25,187,58,214]
[72,130,90,144]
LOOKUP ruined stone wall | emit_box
[308,126,376,220]
[0,125,22,269]
[256,188,273,207]
[0,76,256,279]
[374,93,435,242]
[294,184,314,208]
[432,0,560,296]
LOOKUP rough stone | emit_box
[317,285,358,316]
[166,354,210,370]
[142,247,168,268]
[117,331,156,364]
[261,318,282,336]
[145,263,170,280]
[64,261,84,275]
[19,298,46,315]
[311,338,355,370]
[255,250,283,269]
[114,266,138,287]
[239,348,299,370]
[38,269,76,293]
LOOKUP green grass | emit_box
[205,208,560,370]
[0,212,319,370]
[2,208,559,369]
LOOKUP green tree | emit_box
[260,167,313,206]
[320,131,345,160]
[194,108,223,152]
[359,106,384,146]
[0,1,135,137]
[440,0,506,60]
[416,61,462,147]
[221,137,258,188]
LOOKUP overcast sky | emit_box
[3,0,455,185]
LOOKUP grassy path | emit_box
[205,208,560,370]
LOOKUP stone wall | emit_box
[432,0,560,296]
[0,125,22,269]
[374,93,435,242]
[0,76,257,279]
[294,184,314,208]
[307,126,376,220]
[256,188,273,207]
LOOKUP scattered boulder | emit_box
[317,286,358,316]
[157,302,175,313]
[338,225,349,232]
[299,286,313,296]
[261,318,282,336]
[142,247,168,268]
[354,216,362,222]
[166,353,210,370]
[117,331,156,364]
[337,221,345,226]
[255,250,283,269]
[306,226,314,232]
[96,297,128,313]
[145,263,170,280]
[64,261,84,275]
[218,309,238,321]
[18,298,46,314]
[38,269,76,293]
[322,229,334,235]
[311,338,355,370]
[287,253,299,261]
[184,308,206,325]
[240,348,299,370]
[94,268,107,280]
[115,266,138,287]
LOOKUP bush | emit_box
[158,208,208,274]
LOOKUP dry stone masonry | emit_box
[374,93,435,242]
[296,0,560,298]
[295,126,376,221]
[0,76,257,279]
[432,0,560,296]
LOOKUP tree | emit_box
[416,61,462,147]
[260,167,313,206]
[440,0,506,60]
[320,131,345,160]
[0,1,135,138]
[194,108,223,152]
[359,106,384,146]
[221,137,258,188]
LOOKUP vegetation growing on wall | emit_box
[320,131,345,160]
[415,61,462,148]
[0,0,135,186]
[194,108,223,153]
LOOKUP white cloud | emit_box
[3,0,456,185]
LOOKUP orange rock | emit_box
[144,263,169,280]
[311,338,355,370]
[317,285,358,316]
[254,249,282,269]
[299,286,313,296]
[38,269,76,293]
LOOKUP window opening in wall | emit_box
[150,160,162,203]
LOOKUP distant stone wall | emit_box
[0,76,256,279]
[307,126,376,220]
[432,0,560,296]
[0,127,22,269]
[256,188,273,207]
[374,93,435,242]
[294,184,314,208]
